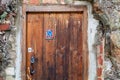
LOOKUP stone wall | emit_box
[0,0,20,80]
[0,0,99,80]
[95,0,120,79]
[1,0,120,80]
[23,0,74,4]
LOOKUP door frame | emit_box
[21,4,88,80]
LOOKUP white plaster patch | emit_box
[88,17,98,80]
[15,6,22,80]
[88,11,99,80]
[104,58,112,71]
[6,76,15,80]
[5,67,15,76]
[74,1,99,80]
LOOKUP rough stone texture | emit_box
[111,31,120,49]
[5,76,15,80]
[1,0,120,80]
[23,0,80,4]
[95,0,120,79]
[0,26,16,80]
[97,68,102,77]
[94,23,104,80]
[0,76,3,80]
[98,55,103,65]
[5,67,15,76]
[42,0,58,4]
[0,0,18,80]
[98,0,120,30]
[110,31,120,75]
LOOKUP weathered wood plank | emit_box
[26,13,34,80]
[55,13,64,80]
[26,5,85,12]
[62,13,70,80]
[43,13,56,80]
[76,13,83,80]
[34,13,43,80]
[83,7,88,80]
[69,13,78,80]
[27,13,44,80]
[26,11,87,80]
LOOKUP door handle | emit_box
[30,56,36,75]
[31,56,35,64]
[30,66,35,75]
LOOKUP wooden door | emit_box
[26,12,84,80]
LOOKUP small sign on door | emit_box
[28,48,33,53]
[46,29,54,40]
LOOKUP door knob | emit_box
[30,66,35,75]
[30,56,36,75]
[30,56,35,64]
[29,56,38,75]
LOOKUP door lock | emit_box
[30,56,35,64]
[30,66,35,75]
[30,56,36,75]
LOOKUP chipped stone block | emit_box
[29,0,40,4]
[0,24,10,31]
[42,0,58,4]
[110,31,120,48]
[23,0,29,3]
[5,76,14,80]
[97,67,102,77]
[98,55,103,65]
[9,35,15,43]
[99,0,120,30]
[97,78,102,80]
[111,0,120,3]
[0,76,3,80]
[110,32,120,66]
[64,0,73,4]
[1,0,12,4]
[104,58,112,71]
[5,67,15,76]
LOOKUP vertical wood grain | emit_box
[26,12,85,80]
[55,13,64,80]
[43,13,56,80]
[55,13,70,80]
[26,13,33,80]
[27,13,43,80]
[34,13,43,80]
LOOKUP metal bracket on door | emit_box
[31,56,35,64]
[30,56,36,75]
[30,66,35,75]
